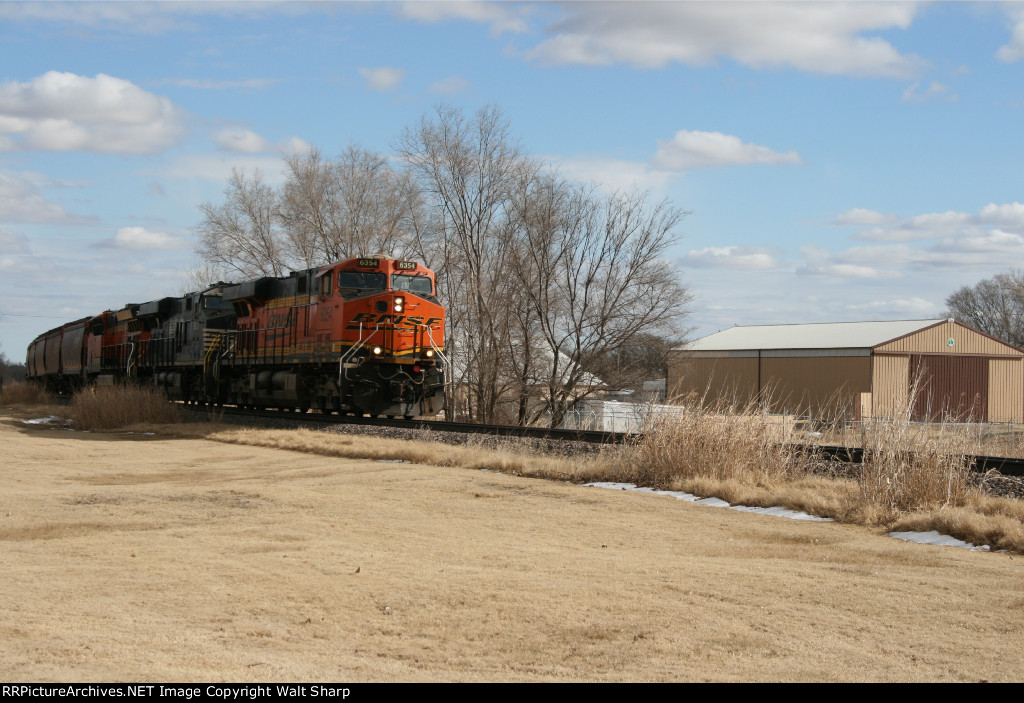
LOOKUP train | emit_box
[25,256,447,418]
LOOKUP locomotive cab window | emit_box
[202,297,233,312]
[337,271,385,299]
[391,274,433,296]
[319,272,333,297]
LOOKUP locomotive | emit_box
[26,257,447,418]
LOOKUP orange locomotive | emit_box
[28,257,447,418]
[214,256,446,416]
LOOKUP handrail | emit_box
[424,324,450,371]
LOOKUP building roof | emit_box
[681,319,948,351]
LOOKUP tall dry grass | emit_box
[0,381,54,407]
[857,415,974,523]
[69,385,184,431]
[200,426,609,482]
[611,390,1024,550]
[626,398,819,489]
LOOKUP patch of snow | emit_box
[584,482,833,522]
[731,505,832,522]
[888,530,990,551]
[696,497,731,508]
[22,416,59,425]
[377,459,409,463]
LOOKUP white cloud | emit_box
[998,5,1024,62]
[901,81,958,103]
[0,169,95,224]
[835,208,899,226]
[94,226,189,251]
[279,136,312,156]
[523,2,926,77]
[848,204,1024,243]
[845,297,940,317]
[680,246,780,270]
[932,228,1024,256]
[396,1,529,35]
[211,127,311,156]
[797,261,898,279]
[653,130,802,170]
[551,128,800,192]
[358,67,405,92]
[429,76,469,95]
[797,208,1024,279]
[162,154,291,185]
[549,156,676,193]
[213,127,272,154]
[979,202,1024,230]
[0,72,187,154]
[0,227,30,254]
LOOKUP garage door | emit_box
[909,355,988,422]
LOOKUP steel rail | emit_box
[182,404,636,445]
[814,444,1024,477]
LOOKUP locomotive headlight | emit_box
[372,346,383,355]
[425,349,434,358]
[394,296,404,313]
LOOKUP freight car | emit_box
[26,256,447,417]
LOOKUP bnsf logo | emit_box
[346,313,442,330]
[267,310,296,328]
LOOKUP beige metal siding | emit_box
[988,358,1024,423]
[875,320,1022,356]
[667,352,758,407]
[760,356,871,418]
[871,354,910,419]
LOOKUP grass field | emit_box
[2,409,1023,682]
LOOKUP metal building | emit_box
[667,319,1024,422]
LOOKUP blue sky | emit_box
[2,1,1024,360]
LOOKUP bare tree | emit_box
[279,147,333,268]
[192,105,693,426]
[182,257,233,294]
[509,183,691,427]
[196,168,290,278]
[946,270,1024,348]
[397,104,532,423]
[279,145,421,265]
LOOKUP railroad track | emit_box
[182,404,632,445]
[182,404,1024,478]
[814,444,1024,478]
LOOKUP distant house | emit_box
[668,319,1024,422]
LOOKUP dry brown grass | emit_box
[69,385,184,431]
[611,399,1024,552]
[7,378,1024,553]
[857,416,974,522]
[198,426,615,484]
[625,399,818,489]
[0,380,54,407]
[4,414,1024,682]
